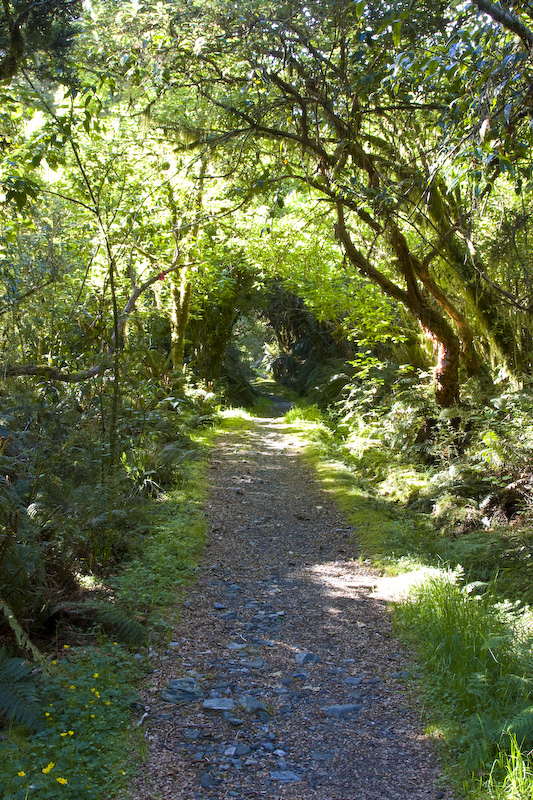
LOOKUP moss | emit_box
[114,448,210,638]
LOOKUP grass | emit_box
[482,736,533,800]
[396,573,533,793]
[114,473,208,638]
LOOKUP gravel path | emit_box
[129,415,452,800]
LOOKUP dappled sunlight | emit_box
[304,559,445,603]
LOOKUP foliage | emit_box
[4,0,533,796]
[481,735,533,800]
[396,572,533,787]
[114,478,207,637]
[0,648,43,731]
[0,642,142,800]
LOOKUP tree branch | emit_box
[470,0,533,49]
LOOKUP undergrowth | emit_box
[0,642,142,800]
[396,572,533,798]
[0,373,215,798]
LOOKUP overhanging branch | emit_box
[470,0,533,49]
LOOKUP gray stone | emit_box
[224,715,244,726]
[310,751,333,762]
[221,611,238,621]
[203,698,236,711]
[322,703,363,717]
[183,728,204,741]
[161,677,204,703]
[238,696,269,715]
[295,651,319,665]
[344,676,362,686]
[291,671,308,680]
[242,659,264,670]
[270,771,302,782]
[213,602,227,610]
[199,772,217,788]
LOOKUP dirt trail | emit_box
[130,415,451,800]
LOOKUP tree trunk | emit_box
[336,204,461,407]
[170,276,192,372]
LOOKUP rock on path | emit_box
[129,417,451,800]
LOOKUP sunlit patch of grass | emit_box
[215,407,256,431]
[284,403,323,423]
[480,736,533,800]
[396,570,533,792]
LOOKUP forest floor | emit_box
[129,405,454,800]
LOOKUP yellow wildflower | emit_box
[17,771,25,777]
[56,777,67,785]
[42,762,55,774]
[93,673,99,678]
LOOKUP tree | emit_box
[0,0,81,84]
[146,0,533,405]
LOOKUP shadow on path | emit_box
[131,414,451,800]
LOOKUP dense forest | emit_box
[2,0,533,797]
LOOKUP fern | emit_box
[50,600,148,646]
[86,602,148,646]
[0,648,43,730]
[502,706,533,749]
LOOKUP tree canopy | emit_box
[2,0,533,405]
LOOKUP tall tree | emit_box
[148,0,533,405]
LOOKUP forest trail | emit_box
[130,412,452,800]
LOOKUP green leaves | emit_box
[3,176,40,210]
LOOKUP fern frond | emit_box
[0,648,43,730]
[502,705,533,749]
[52,600,148,646]
[85,602,148,646]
